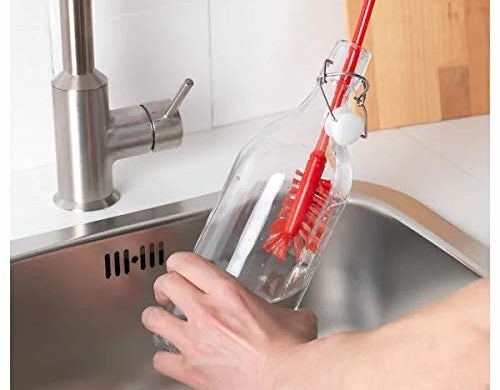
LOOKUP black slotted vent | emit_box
[104,241,165,279]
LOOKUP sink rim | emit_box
[350,182,489,276]
[10,181,489,276]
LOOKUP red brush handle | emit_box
[316,0,376,152]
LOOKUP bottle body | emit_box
[193,108,352,308]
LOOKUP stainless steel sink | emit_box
[11,181,489,390]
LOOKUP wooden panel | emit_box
[344,0,489,131]
[438,66,471,119]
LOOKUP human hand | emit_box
[142,253,489,390]
[141,252,317,390]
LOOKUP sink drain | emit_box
[104,241,165,278]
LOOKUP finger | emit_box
[167,252,234,293]
[154,280,172,307]
[295,308,318,334]
[154,272,204,316]
[141,306,186,346]
[153,351,206,389]
[280,308,318,341]
[295,308,317,324]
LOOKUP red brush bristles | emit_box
[263,170,332,261]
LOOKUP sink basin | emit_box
[10,181,489,390]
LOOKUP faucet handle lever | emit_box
[163,78,194,119]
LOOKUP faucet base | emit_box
[53,190,120,212]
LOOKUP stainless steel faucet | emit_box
[52,0,193,211]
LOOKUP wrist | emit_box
[266,342,312,390]
[269,331,376,390]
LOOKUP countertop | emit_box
[11,114,490,246]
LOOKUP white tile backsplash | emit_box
[93,0,212,134]
[92,0,214,18]
[11,0,55,172]
[11,0,346,173]
[209,0,346,127]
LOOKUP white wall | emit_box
[11,0,346,172]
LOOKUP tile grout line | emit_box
[207,0,215,130]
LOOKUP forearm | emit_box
[276,278,490,390]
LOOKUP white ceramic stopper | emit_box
[324,106,365,146]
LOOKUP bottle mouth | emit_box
[323,39,371,88]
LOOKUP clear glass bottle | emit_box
[154,39,371,350]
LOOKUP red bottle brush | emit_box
[263,0,376,261]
